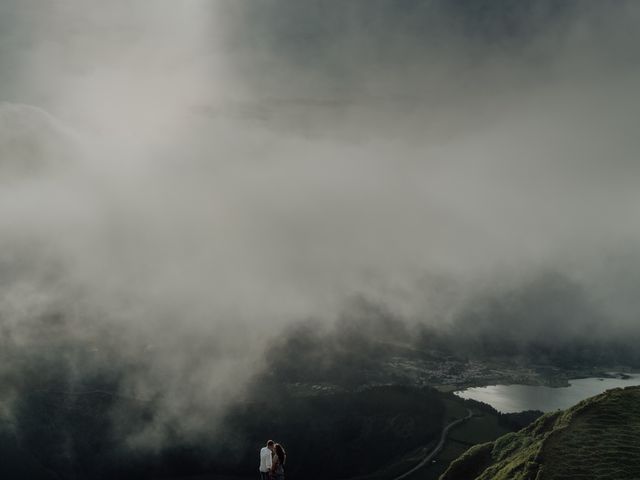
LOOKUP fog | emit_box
[2,0,640,444]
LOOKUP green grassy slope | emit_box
[440,386,640,480]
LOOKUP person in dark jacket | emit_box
[271,443,286,480]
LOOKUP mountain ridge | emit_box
[440,385,640,480]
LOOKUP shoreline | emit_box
[436,369,636,393]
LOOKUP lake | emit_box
[454,374,640,413]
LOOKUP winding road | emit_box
[392,409,474,480]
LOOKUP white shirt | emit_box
[259,446,272,472]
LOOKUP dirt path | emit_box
[391,409,473,480]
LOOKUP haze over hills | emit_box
[1,1,640,479]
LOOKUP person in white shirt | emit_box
[259,439,275,479]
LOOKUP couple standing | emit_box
[259,439,286,480]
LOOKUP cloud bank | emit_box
[1,0,640,443]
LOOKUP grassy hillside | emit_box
[440,386,640,480]
[1,376,537,480]
[0,383,447,480]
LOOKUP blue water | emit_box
[454,374,640,413]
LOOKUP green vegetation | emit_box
[223,385,446,479]
[396,399,535,480]
[0,381,447,480]
[440,386,640,480]
[448,414,512,446]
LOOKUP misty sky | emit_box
[2,0,640,442]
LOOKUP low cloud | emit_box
[1,0,640,447]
